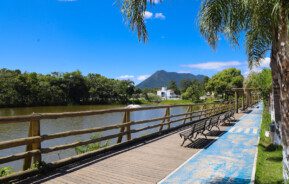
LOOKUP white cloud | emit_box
[148,0,162,4]
[177,70,191,74]
[117,74,150,82]
[137,75,150,81]
[144,11,153,19]
[118,75,135,80]
[181,61,241,70]
[243,57,271,77]
[155,13,165,20]
[259,57,270,68]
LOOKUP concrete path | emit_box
[159,103,263,184]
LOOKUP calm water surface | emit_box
[0,105,190,171]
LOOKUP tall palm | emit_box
[120,0,289,178]
[198,0,289,177]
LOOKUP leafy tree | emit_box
[63,71,88,104]
[182,80,203,102]
[206,68,243,99]
[0,69,136,107]
[168,81,180,95]
[245,69,272,101]
[180,79,192,93]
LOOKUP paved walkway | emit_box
[159,103,263,184]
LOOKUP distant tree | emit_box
[180,79,192,93]
[203,76,210,85]
[63,71,88,104]
[0,69,137,107]
[206,68,243,99]
[114,80,135,104]
[245,69,272,101]
[168,81,180,95]
[182,80,203,102]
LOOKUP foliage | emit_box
[255,102,283,184]
[0,166,13,177]
[168,81,180,95]
[245,69,272,100]
[206,68,243,98]
[145,93,162,103]
[0,68,136,107]
[182,80,204,102]
[180,79,192,93]
[75,134,110,155]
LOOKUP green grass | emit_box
[158,99,193,105]
[0,166,13,177]
[75,133,110,155]
[255,102,283,184]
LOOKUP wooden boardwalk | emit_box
[18,113,244,184]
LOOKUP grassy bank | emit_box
[255,102,283,184]
[158,99,193,105]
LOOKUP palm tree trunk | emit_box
[270,55,282,123]
[270,42,282,145]
[276,1,289,180]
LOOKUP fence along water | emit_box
[0,102,235,182]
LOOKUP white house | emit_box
[157,87,179,100]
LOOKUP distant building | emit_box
[157,87,179,100]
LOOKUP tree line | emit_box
[0,69,135,107]
[164,68,244,102]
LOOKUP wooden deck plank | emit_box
[25,113,244,184]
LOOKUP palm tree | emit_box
[120,0,289,178]
[198,0,289,177]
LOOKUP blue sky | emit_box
[0,0,269,84]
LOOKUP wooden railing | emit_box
[0,102,234,182]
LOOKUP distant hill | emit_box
[136,70,207,89]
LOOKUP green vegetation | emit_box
[75,134,110,155]
[0,166,13,177]
[168,81,180,95]
[0,69,135,107]
[245,69,272,100]
[158,99,193,105]
[255,102,283,184]
[182,79,204,102]
[206,68,243,99]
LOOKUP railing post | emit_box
[189,105,193,122]
[23,113,41,170]
[117,110,131,143]
[159,107,170,131]
[241,94,245,111]
[183,106,191,124]
[166,107,171,129]
[126,110,131,141]
[235,91,239,113]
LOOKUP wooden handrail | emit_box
[0,102,234,182]
[0,102,223,124]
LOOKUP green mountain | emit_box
[136,70,207,89]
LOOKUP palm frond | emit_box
[121,0,148,42]
[198,0,249,49]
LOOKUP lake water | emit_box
[0,104,192,171]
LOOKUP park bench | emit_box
[206,114,221,131]
[179,119,208,146]
[228,110,236,120]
